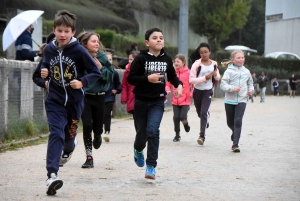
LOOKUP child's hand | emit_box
[41,68,48,78]
[112,89,117,94]
[234,86,241,92]
[166,91,171,95]
[70,80,83,89]
[148,73,164,83]
[174,85,183,98]
[248,90,253,96]
[94,57,102,70]
[205,74,212,80]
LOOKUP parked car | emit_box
[225,45,257,55]
[265,52,300,60]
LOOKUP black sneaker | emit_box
[81,156,94,168]
[173,135,181,142]
[183,123,190,132]
[59,138,77,167]
[231,145,240,153]
[93,136,102,149]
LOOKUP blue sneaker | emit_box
[134,149,144,167]
[145,165,156,180]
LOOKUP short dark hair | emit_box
[145,28,163,40]
[54,10,77,31]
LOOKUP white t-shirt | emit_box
[194,63,214,90]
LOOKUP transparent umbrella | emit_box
[2,10,44,51]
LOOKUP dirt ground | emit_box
[0,96,299,201]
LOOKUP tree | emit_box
[189,0,252,51]
[221,0,265,55]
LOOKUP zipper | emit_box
[58,50,68,106]
[237,68,242,103]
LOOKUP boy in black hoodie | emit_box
[127,28,183,180]
[40,10,101,195]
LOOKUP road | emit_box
[0,96,299,201]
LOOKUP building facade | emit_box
[265,0,300,56]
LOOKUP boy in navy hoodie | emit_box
[127,28,183,180]
[40,10,101,195]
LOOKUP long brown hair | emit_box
[77,30,106,53]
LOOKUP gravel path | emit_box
[0,96,299,201]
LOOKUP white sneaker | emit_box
[46,173,63,195]
[103,131,110,142]
[59,138,78,167]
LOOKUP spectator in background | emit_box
[15,24,40,61]
[103,52,122,142]
[118,42,139,69]
[249,73,257,102]
[258,71,268,103]
[272,78,279,96]
[289,74,297,98]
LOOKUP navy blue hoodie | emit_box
[42,37,101,104]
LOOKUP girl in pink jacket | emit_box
[189,43,220,146]
[166,54,193,142]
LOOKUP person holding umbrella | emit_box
[15,24,41,61]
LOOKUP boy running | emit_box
[41,10,101,195]
[127,28,183,180]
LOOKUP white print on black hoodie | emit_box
[127,49,182,101]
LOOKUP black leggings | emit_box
[81,94,105,156]
[104,101,114,132]
[224,103,246,146]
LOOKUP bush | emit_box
[216,51,300,78]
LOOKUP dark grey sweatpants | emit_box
[193,88,213,136]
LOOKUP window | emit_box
[266,14,283,21]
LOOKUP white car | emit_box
[265,52,300,60]
[225,45,257,55]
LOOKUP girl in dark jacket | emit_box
[103,52,122,142]
[77,31,114,168]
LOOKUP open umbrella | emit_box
[2,10,44,51]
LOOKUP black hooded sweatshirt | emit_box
[127,49,182,101]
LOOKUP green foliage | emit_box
[6,0,139,35]
[189,0,252,43]
[216,51,300,79]
[42,18,54,35]
[5,118,48,141]
[221,0,266,55]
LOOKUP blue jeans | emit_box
[133,99,164,167]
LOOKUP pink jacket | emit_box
[189,58,220,85]
[166,65,192,106]
[121,64,135,113]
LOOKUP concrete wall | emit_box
[265,18,300,55]
[133,10,207,49]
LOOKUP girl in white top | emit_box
[189,42,220,145]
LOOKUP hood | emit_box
[139,49,166,57]
[175,65,189,73]
[51,37,78,50]
[227,63,245,71]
